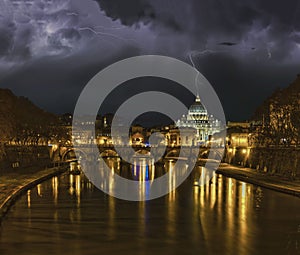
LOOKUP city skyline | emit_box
[1,2,300,255]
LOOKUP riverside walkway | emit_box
[217,163,300,197]
[0,165,68,221]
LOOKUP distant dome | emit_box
[189,96,207,114]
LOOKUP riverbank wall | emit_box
[217,164,300,197]
[0,145,51,174]
[0,165,68,223]
[225,147,300,178]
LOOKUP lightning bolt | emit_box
[190,49,217,56]
[188,51,200,97]
[187,49,227,98]
[78,27,138,45]
[189,51,196,68]
[66,12,79,16]
[95,25,125,30]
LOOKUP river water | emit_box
[0,160,299,255]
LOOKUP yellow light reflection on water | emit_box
[37,184,42,197]
[225,178,236,253]
[165,159,178,238]
[75,175,81,206]
[133,159,137,176]
[52,176,58,205]
[199,167,206,207]
[151,162,155,180]
[218,175,223,216]
[69,174,74,195]
[193,184,199,205]
[138,199,146,238]
[168,160,176,202]
[27,190,31,208]
[240,182,247,221]
[238,182,248,254]
[139,160,145,200]
[210,175,216,209]
[108,194,116,240]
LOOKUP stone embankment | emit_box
[0,165,68,222]
[217,163,300,197]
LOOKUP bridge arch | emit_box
[199,148,224,160]
[100,149,119,158]
[199,150,209,159]
[135,149,151,156]
[165,149,180,158]
[62,148,87,162]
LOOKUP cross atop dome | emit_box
[195,95,201,103]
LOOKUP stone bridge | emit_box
[51,144,223,163]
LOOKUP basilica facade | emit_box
[176,96,222,144]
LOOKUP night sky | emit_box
[0,0,300,121]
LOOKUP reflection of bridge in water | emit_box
[58,145,223,200]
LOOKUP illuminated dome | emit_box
[188,96,207,120]
[176,95,222,143]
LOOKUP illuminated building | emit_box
[176,96,222,144]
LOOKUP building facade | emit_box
[176,96,222,144]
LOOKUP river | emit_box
[0,160,299,255]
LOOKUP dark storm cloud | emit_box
[1,0,299,63]
[94,0,182,31]
[95,0,300,60]
[0,0,300,120]
[1,44,141,114]
[195,52,300,120]
[8,26,33,60]
[47,28,82,53]
[0,0,86,62]
[0,32,13,56]
[94,0,155,26]
[0,22,15,56]
[182,0,298,37]
[219,42,237,46]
